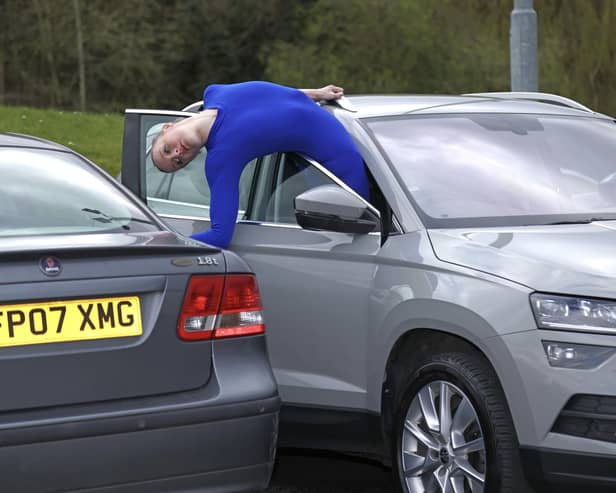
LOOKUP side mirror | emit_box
[294,185,380,234]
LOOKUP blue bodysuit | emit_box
[190,81,370,249]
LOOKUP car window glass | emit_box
[252,153,338,224]
[142,116,256,220]
[238,159,258,215]
[0,148,159,236]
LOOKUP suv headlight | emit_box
[531,293,616,334]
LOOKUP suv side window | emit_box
[251,153,339,225]
[142,117,256,220]
[247,152,397,236]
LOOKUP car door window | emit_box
[251,153,339,224]
[246,152,398,238]
[141,116,256,220]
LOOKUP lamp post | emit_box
[510,0,538,91]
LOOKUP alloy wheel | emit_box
[400,380,486,493]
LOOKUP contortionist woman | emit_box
[152,81,370,249]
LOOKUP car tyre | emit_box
[392,349,532,493]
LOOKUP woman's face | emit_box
[152,119,202,173]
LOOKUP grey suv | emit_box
[121,92,616,493]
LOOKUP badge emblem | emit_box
[197,256,219,266]
[39,256,62,276]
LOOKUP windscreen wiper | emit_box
[81,208,154,225]
[544,217,616,225]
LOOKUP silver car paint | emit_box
[486,328,616,448]
[164,211,534,412]
[430,223,616,297]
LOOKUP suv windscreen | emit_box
[367,114,616,228]
[0,147,159,236]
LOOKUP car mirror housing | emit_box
[294,185,380,234]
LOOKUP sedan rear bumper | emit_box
[0,396,279,492]
[0,335,280,492]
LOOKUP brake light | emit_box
[215,274,265,339]
[177,274,265,341]
[177,275,224,341]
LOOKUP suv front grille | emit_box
[552,394,616,443]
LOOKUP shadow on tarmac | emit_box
[254,449,616,493]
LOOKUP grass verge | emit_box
[0,105,123,176]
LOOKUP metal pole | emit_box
[510,0,538,91]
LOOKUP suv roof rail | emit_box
[320,96,359,113]
[463,91,594,113]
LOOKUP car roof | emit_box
[341,94,614,120]
[181,91,613,121]
[0,132,69,151]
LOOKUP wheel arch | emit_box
[384,329,531,492]
[379,327,523,455]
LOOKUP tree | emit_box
[73,0,86,111]
[539,0,616,113]
[32,0,62,106]
[1,0,615,115]
[262,0,512,94]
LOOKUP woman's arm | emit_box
[300,84,344,102]
[190,151,242,249]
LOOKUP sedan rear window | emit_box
[0,147,159,236]
[367,114,616,228]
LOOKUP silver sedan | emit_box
[0,133,279,492]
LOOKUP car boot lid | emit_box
[0,230,220,255]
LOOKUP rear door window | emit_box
[141,115,256,220]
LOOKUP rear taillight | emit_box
[215,274,265,339]
[177,274,265,341]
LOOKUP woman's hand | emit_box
[317,84,344,101]
[301,85,345,101]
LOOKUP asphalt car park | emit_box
[121,92,616,493]
[257,450,616,493]
[0,133,279,492]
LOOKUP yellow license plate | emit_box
[0,296,142,348]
